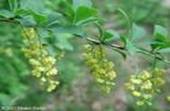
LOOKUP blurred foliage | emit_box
[94,0,170,32]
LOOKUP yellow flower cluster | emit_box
[125,68,165,106]
[83,44,116,93]
[22,28,59,92]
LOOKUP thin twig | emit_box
[86,37,124,50]
[0,18,19,24]
[1,18,170,64]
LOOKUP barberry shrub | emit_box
[0,0,170,108]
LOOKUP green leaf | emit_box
[158,48,170,53]
[132,23,146,41]
[75,16,98,26]
[74,6,97,24]
[0,93,11,105]
[49,25,85,37]
[101,30,120,43]
[126,39,139,55]
[20,0,46,14]
[117,8,131,29]
[17,15,37,27]
[151,40,170,50]
[121,36,138,55]
[54,33,74,51]
[151,25,170,50]
[154,25,168,38]
[8,0,18,11]
[73,0,92,9]
[47,12,64,26]
[15,9,48,25]
[0,10,15,18]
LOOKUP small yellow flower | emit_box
[29,59,40,66]
[141,80,152,90]
[141,71,151,80]
[132,91,141,97]
[130,78,142,84]
[143,94,152,99]
[136,101,144,106]
[47,80,60,92]
[125,83,135,90]
[41,77,47,82]
[43,56,56,65]
[47,68,58,76]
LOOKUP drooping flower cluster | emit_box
[83,44,117,93]
[125,68,165,106]
[22,28,59,92]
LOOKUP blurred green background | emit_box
[0,0,170,111]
